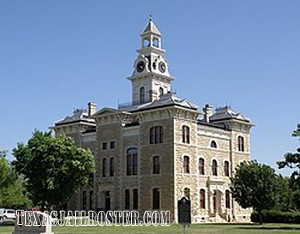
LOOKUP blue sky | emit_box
[0,0,299,175]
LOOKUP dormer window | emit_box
[210,141,217,148]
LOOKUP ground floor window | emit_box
[152,188,160,209]
[125,189,130,210]
[133,189,138,209]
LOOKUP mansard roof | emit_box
[54,109,95,126]
[210,106,251,123]
[119,92,198,112]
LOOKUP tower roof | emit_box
[142,19,161,36]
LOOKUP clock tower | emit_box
[128,18,174,105]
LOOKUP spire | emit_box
[142,17,161,36]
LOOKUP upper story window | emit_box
[182,125,190,144]
[153,37,159,48]
[153,156,160,174]
[210,140,217,148]
[127,148,138,176]
[212,159,218,176]
[224,161,230,177]
[183,156,190,174]
[109,157,114,177]
[200,189,206,209]
[150,126,163,144]
[238,136,245,152]
[102,158,107,177]
[110,141,115,149]
[140,87,145,103]
[199,158,205,175]
[102,142,107,150]
[159,87,164,97]
[152,188,160,209]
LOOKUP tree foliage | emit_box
[230,160,279,224]
[0,150,32,208]
[278,123,300,211]
[13,130,95,210]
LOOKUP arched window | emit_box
[225,190,230,209]
[143,38,150,48]
[199,158,205,175]
[183,156,190,174]
[102,158,107,177]
[184,188,190,199]
[212,159,218,176]
[150,126,163,144]
[109,157,114,177]
[153,156,160,174]
[152,188,160,209]
[238,136,245,152]
[140,87,145,103]
[127,148,138,176]
[200,189,206,209]
[224,161,230,177]
[153,37,159,47]
[210,140,217,148]
[182,125,190,144]
[159,87,164,97]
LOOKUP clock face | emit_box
[136,61,145,73]
[159,61,166,73]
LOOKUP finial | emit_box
[149,13,152,21]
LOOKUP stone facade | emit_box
[52,19,254,223]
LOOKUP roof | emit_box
[142,19,161,36]
[210,106,251,123]
[119,92,198,112]
[54,109,95,126]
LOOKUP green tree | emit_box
[273,175,291,211]
[230,160,279,224]
[13,130,95,210]
[0,150,32,208]
[278,123,300,210]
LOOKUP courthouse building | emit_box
[53,19,254,223]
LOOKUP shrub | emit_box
[251,210,300,224]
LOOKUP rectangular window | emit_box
[125,189,130,210]
[153,156,160,174]
[110,141,115,149]
[102,142,107,150]
[133,189,138,210]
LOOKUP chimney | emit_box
[203,104,213,123]
[88,102,96,117]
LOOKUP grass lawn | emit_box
[1,223,300,233]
